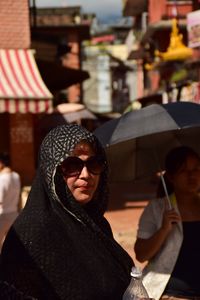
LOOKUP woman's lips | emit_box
[77,184,93,191]
[81,186,91,190]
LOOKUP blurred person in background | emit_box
[0,152,21,251]
[134,146,200,300]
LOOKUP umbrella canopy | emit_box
[36,59,90,91]
[38,103,97,134]
[54,103,97,123]
[94,102,200,183]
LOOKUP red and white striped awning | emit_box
[0,49,53,113]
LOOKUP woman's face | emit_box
[169,155,200,194]
[62,143,101,205]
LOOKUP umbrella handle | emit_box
[160,174,172,209]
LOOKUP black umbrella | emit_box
[94,101,200,184]
[95,102,200,205]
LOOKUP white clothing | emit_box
[136,197,183,300]
[0,171,21,214]
[0,212,18,248]
[0,170,21,251]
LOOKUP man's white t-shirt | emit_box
[0,171,21,214]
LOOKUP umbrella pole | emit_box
[153,151,172,209]
[160,173,172,209]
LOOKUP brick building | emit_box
[0,0,30,49]
[30,6,90,104]
[0,0,53,185]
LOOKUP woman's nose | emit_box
[79,165,90,178]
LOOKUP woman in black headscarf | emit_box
[0,124,133,300]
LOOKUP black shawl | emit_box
[0,124,133,300]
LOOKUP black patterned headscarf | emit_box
[0,124,133,300]
[39,124,109,225]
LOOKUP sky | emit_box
[35,0,123,23]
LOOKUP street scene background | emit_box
[1,0,200,273]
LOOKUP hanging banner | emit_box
[187,10,200,48]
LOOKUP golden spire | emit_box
[155,18,193,61]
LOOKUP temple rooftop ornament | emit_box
[155,18,193,61]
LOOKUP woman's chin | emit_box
[75,194,92,205]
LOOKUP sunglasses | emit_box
[60,156,105,177]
